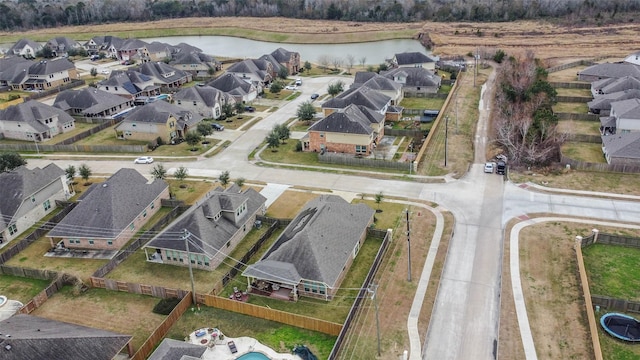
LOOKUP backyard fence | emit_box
[90,278,189,299]
[0,143,147,153]
[579,231,640,249]
[549,81,591,89]
[403,91,447,99]
[556,95,593,103]
[546,56,607,73]
[24,79,86,101]
[555,112,599,121]
[55,118,122,145]
[319,152,413,171]
[591,296,640,314]
[563,133,602,143]
[560,154,640,174]
[384,128,426,139]
[574,238,603,360]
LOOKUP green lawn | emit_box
[561,142,606,163]
[399,97,446,110]
[557,120,601,135]
[552,102,589,113]
[555,88,592,97]
[0,274,50,303]
[598,325,640,360]
[583,244,640,301]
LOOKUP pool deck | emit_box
[188,328,302,360]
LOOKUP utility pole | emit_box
[368,283,381,356]
[474,47,478,87]
[183,229,196,304]
[444,115,449,167]
[406,209,411,282]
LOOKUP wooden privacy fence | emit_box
[130,292,193,360]
[90,277,190,299]
[556,95,592,103]
[555,112,599,121]
[55,118,122,145]
[549,81,591,89]
[561,155,640,174]
[319,152,413,171]
[0,143,147,153]
[574,238,603,360]
[564,133,601,143]
[592,296,640,313]
[24,79,86,101]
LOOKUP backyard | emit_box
[0,274,50,304]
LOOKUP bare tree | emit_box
[345,54,355,73]
[359,56,367,68]
[331,56,344,71]
[317,55,331,73]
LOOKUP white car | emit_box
[285,85,297,90]
[484,162,494,173]
[101,69,110,74]
[134,156,154,164]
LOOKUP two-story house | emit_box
[22,58,78,91]
[208,73,259,104]
[7,38,42,58]
[0,164,71,244]
[45,37,83,57]
[47,168,169,250]
[84,36,124,58]
[143,184,266,271]
[352,72,404,106]
[173,85,236,119]
[391,51,438,71]
[170,52,221,78]
[0,57,34,90]
[117,39,150,62]
[146,42,174,62]
[381,67,442,97]
[136,62,192,90]
[98,70,160,100]
[53,88,135,119]
[259,47,301,78]
[114,100,203,143]
[225,59,272,88]
[322,86,392,118]
[0,100,76,142]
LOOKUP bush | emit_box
[153,297,181,315]
[295,141,303,152]
[156,136,165,146]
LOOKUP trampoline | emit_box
[600,313,640,342]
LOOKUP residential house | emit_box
[304,104,385,156]
[146,41,174,62]
[321,86,392,118]
[0,57,34,90]
[148,339,207,360]
[98,70,160,100]
[577,62,640,82]
[225,59,272,87]
[117,38,150,62]
[208,73,259,103]
[114,100,203,143]
[624,51,640,66]
[22,58,78,91]
[381,67,442,97]
[136,62,192,90]
[601,132,640,165]
[259,47,301,78]
[0,100,76,142]
[7,38,42,58]
[601,98,640,135]
[170,52,221,78]
[45,37,83,57]
[53,88,135,119]
[587,89,640,115]
[0,164,70,244]
[352,71,404,105]
[243,195,375,301]
[590,76,640,97]
[0,314,133,360]
[173,85,235,119]
[391,51,437,70]
[143,184,266,271]
[172,42,203,56]
[84,36,124,58]
[47,168,169,250]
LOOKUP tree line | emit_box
[1,0,639,31]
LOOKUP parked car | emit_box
[100,68,110,75]
[295,78,302,86]
[496,161,507,175]
[484,162,494,173]
[244,106,255,112]
[134,156,154,164]
[212,123,225,131]
[285,85,297,90]
[310,93,320,100]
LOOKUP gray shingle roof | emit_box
[171,51,215,66]
[322,86,390,112]
[28,58,75,75]
[352,72,402,91]
[579,62,640,79]
[47,168,168,239]
[208,73,254,94]
[0,57,35,84]
[86,36,124,50]
[136,62,190,85]
[0,100,75,133]
[148,338,207,360]
[381,67,442,87]
[46,37,81,51]
[122,100,202,126]
[270,47,296,63]
[611,98,640,119]
[174,85,229,107]
[310,104,383,135]
[602,132,640,159]
[588,89,640,112]
[54,88,132,115]
[0,164,64,230]
[243,195,374,287]
[145,186,266,254]
[394,51,436,65]
[594,76,640,95]
[101,70,154,95]
[119,38,149,51]
[226,59,271,81]
[8,38,42,54]
[0,314,131,360]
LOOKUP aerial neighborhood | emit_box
[2,25,640,360]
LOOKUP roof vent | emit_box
[4,345,11,351]
[102,183,108,187]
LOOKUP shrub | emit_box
[153,297,181,315]
[295,141,303,152]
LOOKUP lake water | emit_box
[142,35,429,65]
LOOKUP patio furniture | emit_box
[228,341,238,354]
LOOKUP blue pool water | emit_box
[237,352,270,360]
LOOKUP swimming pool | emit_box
[236,352,270,360]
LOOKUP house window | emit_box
[150,203,155,209]
[204,258,210,266]
[320,133,324,138]
[354,241,360,256]
[143,210,147,218]
[226,241,230,248]
[105,86,109,90]
[107,240,113,246]
[177,100,182,105]
[193,101,197,106]
[8,224,17,235]
[31,196,36,202]
[355,145,367,154]
[129,224,135,230]
[88,240,94,245]
[43,200,51,211]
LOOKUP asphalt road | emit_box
[25,70,640,360]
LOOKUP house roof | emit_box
[0,314,131,360]
[0,57,34,84]
[322,86,391,112]
[208,73,255,94]
[119,38,149,51]
[47,168,168,239]
[146,41,173,54]
[119,100,202,128]
[579,62,640,79]
[85,36,124,51]
[53,88,131,115]
[171,51,216,66]
[394,51,436,65]
[100,70,155,95]
[588,89,640,111]
[270,47,296,63]
[309,104,383,135]
[594,76,640,95]
[174,85,230,108]
[381,67,442,87]
[0,100,76,133]
[148,338,207,360]
[173,42,203,54]
[602,132,640,160]
[600,116,616,128]
[136,62,190,85]
[8,38,42,54]
[611,98,640,119]
[226,59,270,81]
[28,58,75,75]
[144,185,266,254]
[243,195,374,288]
[46,37,81,51]
[0,164,64,230]
[352,72,402,92]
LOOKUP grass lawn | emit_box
[582,244,640,301]
[263,89,297,100]
[219,115,257,130]
[399,97,446,110]
[548,66,588,82]
[0,275,50,303]
[552,102,589,113]
[166,306,336,358]
[166,179,217,205]
[42,122,96,144]
[555,88,592,97]
[266,190,320,218]
[598,326,640,360]
[75,124,147,146]
[509,169,640,196]
[32,286,165,352]
[290,120,312,132]
[557,119,601,135]
[561,142,606,163]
